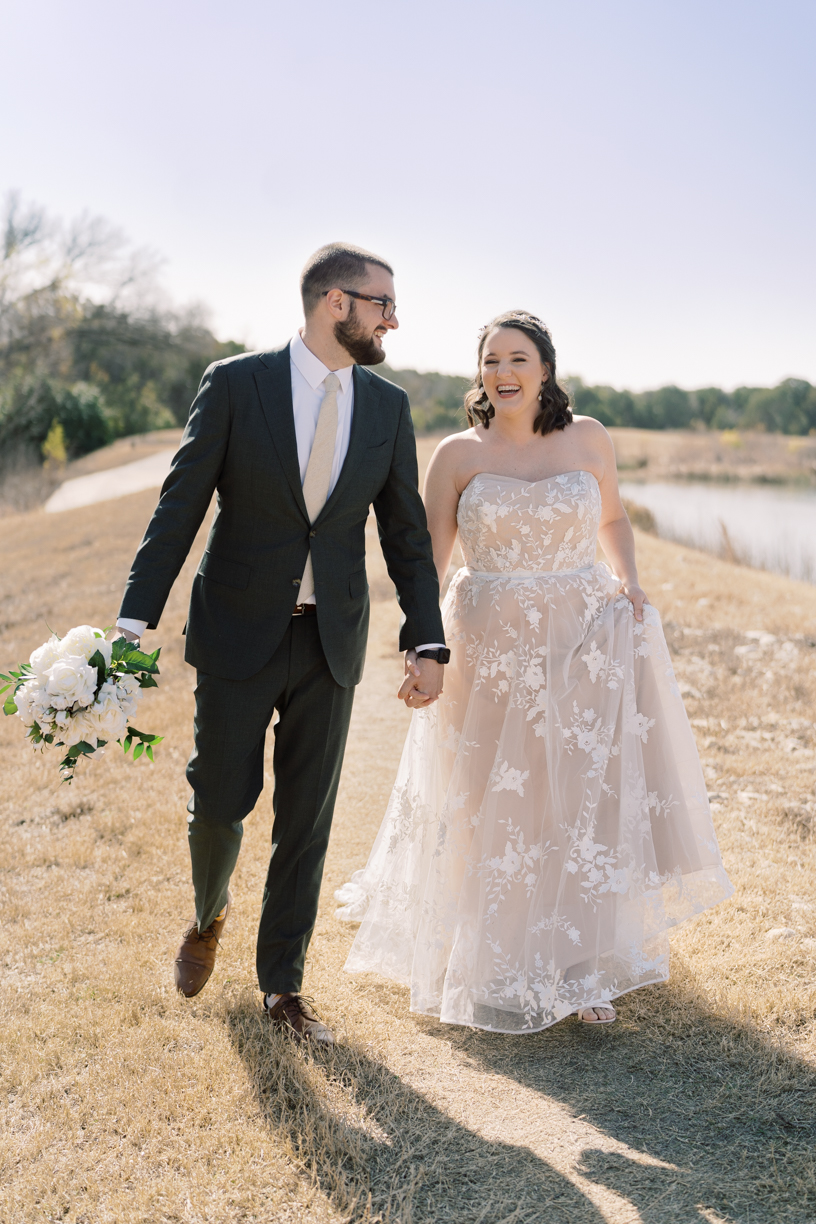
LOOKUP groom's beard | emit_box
[334,302,387,366]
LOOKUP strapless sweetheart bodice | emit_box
[456,470,601,574]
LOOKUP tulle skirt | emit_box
[338,563,733,1032]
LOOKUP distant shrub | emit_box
[0,378,113,459]
[622,498,657,534]
[41,420,68,466]
[100,376,176,438]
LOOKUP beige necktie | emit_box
[298,372,340,603]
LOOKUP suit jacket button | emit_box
[309,530,316,538]
[292,578,301,586]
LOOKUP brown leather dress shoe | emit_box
[173,892,232,998]
[264,993,335,1045]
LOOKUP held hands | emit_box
[398,650,444,708]
[619,581,650,623]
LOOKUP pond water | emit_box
[618,480,816,584]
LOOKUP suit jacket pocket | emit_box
[349,568,368,599]
[198,550,251,590]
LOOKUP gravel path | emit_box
[44,449,175,512]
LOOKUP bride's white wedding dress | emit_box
[337,470,733,1032]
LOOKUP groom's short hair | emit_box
[300,242,393,316]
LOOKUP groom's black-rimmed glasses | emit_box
[324,288,397,320]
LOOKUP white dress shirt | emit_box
[118,331,442,650]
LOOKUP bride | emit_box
[336,310,733,1031]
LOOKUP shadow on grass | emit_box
[225,997,606,1224]
[430,964,816,1224]
[225,963,816,1224]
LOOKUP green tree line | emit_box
[3,196,813,469]
[566,377,816,436]
[385,369,816,437]
[0,194,244,469]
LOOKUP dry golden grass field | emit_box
[609,427,816,485]
[1,434,816,1223]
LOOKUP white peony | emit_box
[29,635,62,681]
[31,694,56,728]
[60,708,100,749]
[114,673,141,717]
[44,656,98,711]
[90,683,129,741]
[59,626,112,667]
[14,679,44,727]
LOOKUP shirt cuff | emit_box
[414,643,446,654]
[117,618,148,637]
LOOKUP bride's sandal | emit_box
[577,1002,617,1024]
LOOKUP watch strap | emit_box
[416,648,451,664]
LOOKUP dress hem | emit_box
[416,972,672,1034]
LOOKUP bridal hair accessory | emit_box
[1,626,163,782]
[478,312,553,341]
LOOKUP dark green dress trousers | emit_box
[185,614,355,994]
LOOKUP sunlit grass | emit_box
[1,438,815,1221]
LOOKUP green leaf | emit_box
[88,649,108,694]
[121,647,160,673]
[123,735,132,754]
[138,674,158,688]
[110,637,129,663]
[146,745,154,762]
[3,696,18,716]
[133,742,145,761]
[149,735,164,746]
[66,740,96,759]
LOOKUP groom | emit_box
[116,243,447,1044]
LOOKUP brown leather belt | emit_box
[292,603,317,617]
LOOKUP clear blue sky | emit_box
[2,0,813,389]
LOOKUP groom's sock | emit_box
[265,992,284,1009]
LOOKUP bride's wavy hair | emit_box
[464,311,573,436]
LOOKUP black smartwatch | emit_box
[416,648,451,664]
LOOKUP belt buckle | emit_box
[292,604,305,616]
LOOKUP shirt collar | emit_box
[290,330,354,394]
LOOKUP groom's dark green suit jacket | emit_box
[119,344,445,686]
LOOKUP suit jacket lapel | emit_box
[316,365,379,523]
[254,345,309,520]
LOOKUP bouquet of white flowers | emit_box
[1,625,163,782]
